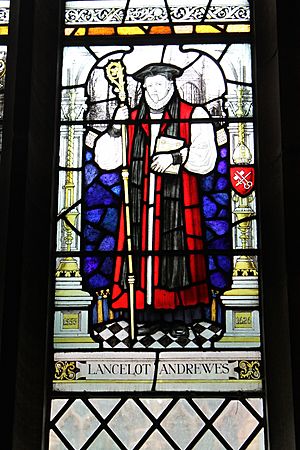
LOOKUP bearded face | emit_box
[143,74,173,103]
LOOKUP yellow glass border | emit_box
[64,24,250,37]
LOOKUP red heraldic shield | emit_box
[230,166,255,196]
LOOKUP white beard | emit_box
[145,84,175,111]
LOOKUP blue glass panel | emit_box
[216,176,228,190]
[85,163,99,184]
[86,184,117,207]
[85,244,96,251]
[111,185,122,196]
[101,208,119,232]
[208,236,231,249]
[217,160,227,174]
[88,273,110,289]
[203,196,218,218]
[100,172,120,186]
[218,208,228,218]
[86,151,93,161]
[99,235,115,251]
[220,147,228,158]
[206,230,214,241]
[84,256,101,274]
[84,224,102,242]
[217,255,232,272]
[208,256,216,270]
[201,174,215,192]
[100,256,114,275]
[210,271,228,289]
[85,208,104,223]
[212,193,229,206]
[206,220,229,236]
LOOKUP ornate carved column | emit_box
[54,82,98,349]
[216,81,260,348]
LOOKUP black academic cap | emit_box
[132,63,183,82]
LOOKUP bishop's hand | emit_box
[150,147,188,173]
[113,105,129,130]
[151,153,173,173]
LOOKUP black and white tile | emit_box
[93,321,223,349]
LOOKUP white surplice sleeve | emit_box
[92,106,217,173]
[184,106,217,174]
[93,129,123,170]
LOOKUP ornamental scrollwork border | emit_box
[54,361,79,381]
[239,360,261,380]
[65,5,250,25]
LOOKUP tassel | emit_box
[97,289,111,323]
[211,298,217,322]
[211,289,219,322]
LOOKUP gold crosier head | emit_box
[105,60,127,104]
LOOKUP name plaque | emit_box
[54,351,262,392]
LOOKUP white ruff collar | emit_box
[145,84,175,111]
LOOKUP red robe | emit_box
[111,99,209,311]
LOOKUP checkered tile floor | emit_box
[93,321,223,349]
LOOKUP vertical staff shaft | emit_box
[122,163,135,340]
[106,61,136,342]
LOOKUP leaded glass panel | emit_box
[50,1,266,448]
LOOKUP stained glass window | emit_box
[50,1,266,448]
